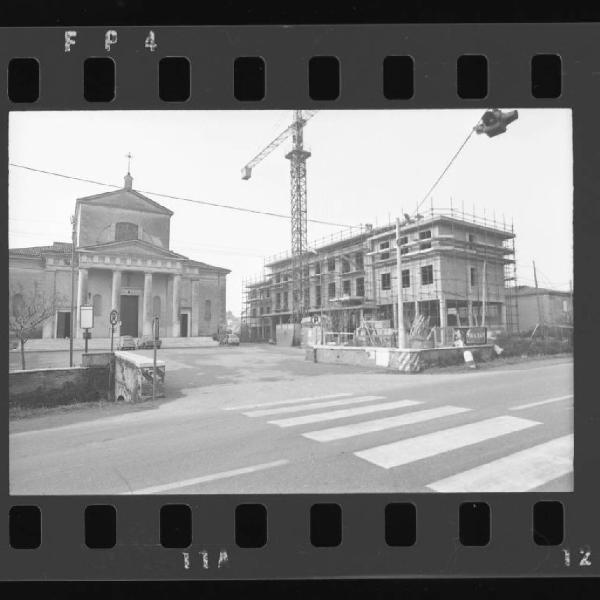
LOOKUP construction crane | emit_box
[241,110,319,323]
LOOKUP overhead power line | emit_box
[413,127,477,217]
[9,163,350,228]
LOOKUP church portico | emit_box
[76,264,207,339]
[9,168,230,341]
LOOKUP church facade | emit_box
[9,172,230,340]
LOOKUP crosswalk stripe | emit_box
[244,395,386,417]
[354,415,540,469]
[268,400,422,428]
[223,392,354,411]
[510,395,573,411]
[303,406,471,442]
[426,434,573,492]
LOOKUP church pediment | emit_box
[77,189,173,216]
[80,240,187,260]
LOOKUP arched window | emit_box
[93,294,103,317]
[204,299,212,321]
[12,293,24,317]
[115,222,139,242]
[153,295,161,317]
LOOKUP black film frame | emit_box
[1,24,599,581]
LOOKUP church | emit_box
[9,170,230,341]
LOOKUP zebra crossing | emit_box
[224,392,574,491]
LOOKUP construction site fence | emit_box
[322,326,489,349]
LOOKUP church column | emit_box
[111,270,122,312]
[171,273,181,337]
[191,279,201,337]
[76,268,89,338]
[142,272,153,336]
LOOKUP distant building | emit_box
[514,285,573,333]
[9,170,230,340]
[242,208,518,341]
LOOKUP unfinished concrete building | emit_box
[241,207,518,342]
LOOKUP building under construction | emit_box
[241,205,519,343]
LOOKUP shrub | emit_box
[493,333,572,358]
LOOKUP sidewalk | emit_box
[11,336,219,353]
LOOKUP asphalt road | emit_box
[10,346,573,494]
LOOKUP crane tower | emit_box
[241,110,318,322]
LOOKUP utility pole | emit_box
[481,260,487,327]
[69,214,77,367]
[396,217,407,349]
[319,269,324,345]
[532,260,544,331]
[152,316,158,404]
[569,278,573,325]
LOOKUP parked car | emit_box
[136,335,162,349]
[220,333,240,346]
[117,335,137,350]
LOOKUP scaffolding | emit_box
[241,203,518,343]
[503,219,520,334]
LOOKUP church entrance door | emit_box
[56,311,71,338]
[180,313,188,337]
[120,295,139,337]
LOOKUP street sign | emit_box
[80,305,94,329]
[109,309,119,326]
[454,326,487,345]
[153,316,160,341]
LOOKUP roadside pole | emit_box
[152,316,159,404]
[69,215,76,367]
[533,260,544,333]
[320,270,324,344]
[395,217,407,349]
[481,260,487,327]
[108,310,118,403]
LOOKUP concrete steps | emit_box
[13,336,219,352]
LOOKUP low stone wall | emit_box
[81,352,114,368]
[9,366,110,409]
[307,344,495,373]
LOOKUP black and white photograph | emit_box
[8,108,573,494]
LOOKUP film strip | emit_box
[2,24,598,581]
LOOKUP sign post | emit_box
[109,309,119,352]
[80,305,94,355]
[395,218,408,349]
[152,316,159,404]
[108,310,119,402]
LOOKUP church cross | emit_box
[125,152,133,173]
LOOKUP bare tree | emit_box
[9,284,61,370]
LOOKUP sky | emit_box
[9,109,573,315]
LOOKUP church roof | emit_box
[514,285,571,297]
[10,241,72,257]
[184,258,231,274]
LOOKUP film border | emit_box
[1,23,598,580]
